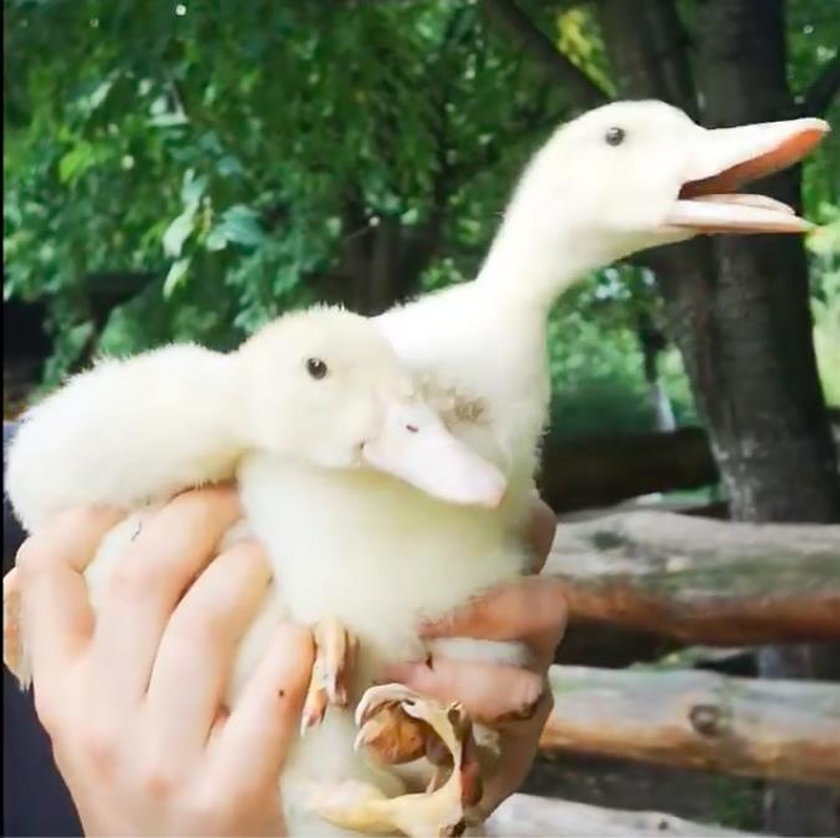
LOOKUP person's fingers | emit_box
[526,497,557,574]
[15,507,124,694]
[3,567,23,675]
[420,577,568,644]
[207,621,314,790]
[477,690,554,815]
[90,486,242,706]
[383,658,545,723]
[141,540,271,760]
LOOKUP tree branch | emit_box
[481,0,610,110]
[798,50,840,117]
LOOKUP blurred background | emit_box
[4,0,840,835]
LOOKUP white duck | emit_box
[5,304,511,837]
[5,100,828,837]
[242,101,829,835]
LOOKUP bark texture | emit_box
[539,665,840,787]
[596,2,840,829]
[545,511,840,645]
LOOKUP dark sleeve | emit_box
[3,423,26,575]
[3,421,83,837]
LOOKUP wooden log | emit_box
[539,412,840,515]
[546,510,840,645]
[539,665,840,786]
[486,793,762,837]
[539,427,719,512]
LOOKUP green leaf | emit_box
[217,155,244,177]
[806,218,840,256]
[147,112,189,128]
[58,142,95,183]
[205,225,229,252]
[162,208,197,257]
[84,77,114,114]
[181,170,208,208]
[163,257,191,298]
[218,205,266,248]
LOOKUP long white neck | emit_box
[474,186,618,314]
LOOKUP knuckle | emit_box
[137,752,181,800]
[181,787,230,829]
[14,538,51,580]
[185,782,261,828]
[508,674,543,716]
[80,721,121,774]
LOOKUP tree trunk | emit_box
[597,1,840,830]
[598,0,840,521]
[637,312,676,432]
[695,3,840,831]
[695,0,840,523]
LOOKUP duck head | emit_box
[492,100,829,289]
[234,307,506,507]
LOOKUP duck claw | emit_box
[315,683,485,836]
[354,700,429,764]
[301,616,358,734]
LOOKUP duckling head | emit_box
[234,307,507,508]
[507,99,829,265]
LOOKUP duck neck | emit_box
[474,204,617,315]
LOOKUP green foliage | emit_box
[808,204,840,405]
[4,0,565,386]
[707,775,762,832]
[3,0,838,436]
[547,277,698,440]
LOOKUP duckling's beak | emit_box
[361,400,507,508]
[662,117,829,234]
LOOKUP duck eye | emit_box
[306,357,328,380]
[605,126,626,146]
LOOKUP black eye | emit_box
[605,126,626,146]
[306,357,328,380]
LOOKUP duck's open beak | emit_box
[663,117,829,234]
[361,400,507,508]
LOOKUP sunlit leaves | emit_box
[212,205,267,249]
[163,257,190,297]
[4,0,837,420]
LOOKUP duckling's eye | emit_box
[605,126,626,146]
[306,357,328,380]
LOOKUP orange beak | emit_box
[663,117,829,234]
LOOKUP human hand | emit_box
[8,486,313,837]
[384,496,564,815]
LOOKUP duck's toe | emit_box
[345,683,485,836]
[301,616,358,734]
